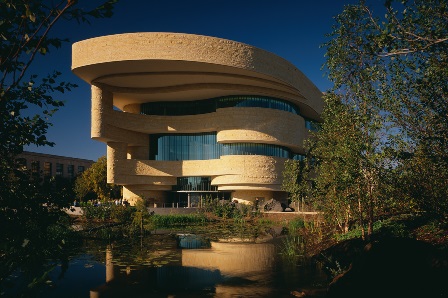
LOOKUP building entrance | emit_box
[166,191,232,208]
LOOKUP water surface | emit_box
[8,230,328,297]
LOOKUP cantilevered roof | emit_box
[72,32,323,118]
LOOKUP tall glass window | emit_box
[31,161,39,177]
[141,95,300,116]
[56,163,63,176]
[175,177,217,191]
[44,162,52,177]
[78,165,85,174]
[150,132,294,161]
[67,165,74,178]
[150,133,220,161]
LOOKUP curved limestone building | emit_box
[72,32,323,206]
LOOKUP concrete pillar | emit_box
[107,142,127,184]
[91,85,113,140]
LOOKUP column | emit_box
[91,85,113,140]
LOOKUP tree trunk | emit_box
[358,195,365,241]
[367,181,374,236]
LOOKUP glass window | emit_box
[78,165,85,173]
[44,162,52,177]
[31,161,40,176]
[175,177,217,192]
[15,158,27,170]
[149,132,293,161]
[56,163,63,176]
[67,165,74,178]
[141,95,300,116]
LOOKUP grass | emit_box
[149,213,209,228]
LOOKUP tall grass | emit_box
[149,213,209,228]
[279,235,306,260]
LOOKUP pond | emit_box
[4,226,329,297]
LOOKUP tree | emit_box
[314,0,448,239]
[0,0,118,286]
[308,94,370,235]
[321,0,448,222]
[319,3,394,239]
[74,156,121,202]
[282,158,311,212]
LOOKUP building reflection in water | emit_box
[90,240,279,297]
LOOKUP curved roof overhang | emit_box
[72,32,323,118]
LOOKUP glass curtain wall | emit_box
[141,95,300,116]
[150,132,295,161]
[175,177,217,191]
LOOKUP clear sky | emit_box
[24,0,377,161]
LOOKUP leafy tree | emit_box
[0,0,118,287]
[319,4,392,238]
[308,94,369,235]
[74,156,121,202]
[282,158,311,212]
[314,0,448,239]
[375,0,448,217]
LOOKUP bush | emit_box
[149,213,208,228]
[202,196,257,219]
[81,203,135,222]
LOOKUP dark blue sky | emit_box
[24,0,382,161]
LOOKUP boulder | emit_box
[262,199,284,212]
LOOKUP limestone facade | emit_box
[72,33,322,206]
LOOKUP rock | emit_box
[262,199,284,212]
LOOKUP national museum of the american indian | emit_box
[71,32,323,207]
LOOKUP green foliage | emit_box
[110,204,135,223]
[74,156,121,201]
[372,219,410,238]
[0,0,118,286]
[149,213,209,228]
[314,0,448,238]
[81,202,134,222]
[279,235,306,260]
[0,0,118,159]
[288,217,306,233]
[282,159,311,211]
[326,259,346,279]
[128,201,154,235]
[335,219,410,241]
[256,218,274,226]
[202,196,256,219]
[309,93,375,236]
